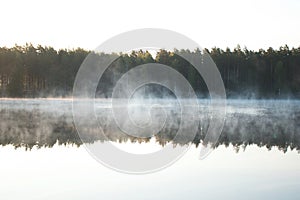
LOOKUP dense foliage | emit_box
[0,44,299,98]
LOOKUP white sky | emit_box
[0,0,299,51]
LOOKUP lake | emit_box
[0,99,300,199]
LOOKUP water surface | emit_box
[0,99,300,200]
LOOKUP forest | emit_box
[0,43,300,98]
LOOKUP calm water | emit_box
[0,99,300,199]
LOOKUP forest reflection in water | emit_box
[0,99,299,153]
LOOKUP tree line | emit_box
[0,43,299,98]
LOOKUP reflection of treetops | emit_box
[0,44,300,98]
[0,109,299,153]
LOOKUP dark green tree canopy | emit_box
[0,44,300,98]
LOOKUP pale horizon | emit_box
[1,0,299,51]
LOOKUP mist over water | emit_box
[0,98,299,153]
